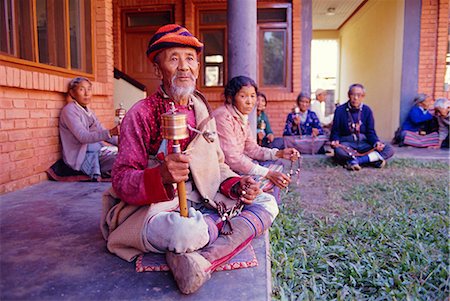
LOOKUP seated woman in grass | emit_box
[256,92,284,149]
[399,93,439,148]
[282,92,327,154]
[213,76,299,190]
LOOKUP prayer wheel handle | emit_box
[161,103,189,217]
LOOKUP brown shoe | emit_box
[166,251,212,294]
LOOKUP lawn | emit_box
[270,158,449,300]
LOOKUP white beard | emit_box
[170,75,196,102]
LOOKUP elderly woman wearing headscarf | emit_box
[399,93,439,148]
[59,77,119,180]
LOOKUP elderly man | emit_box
[100,24,279,295]
[330,83,394,171]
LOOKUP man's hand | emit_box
[266,170,290,189]
[331,140,340,148]
[238,176,261,204]
[160,153,191,184]
[374,141,385,151]
[109,125,120,136]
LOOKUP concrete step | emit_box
[0,181,271,300]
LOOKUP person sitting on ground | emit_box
[330,83,394,171]
[432,97,450,148]
[310,88,334,129]
[256,92,284,149]
[282,92,327,154]
[398,93,439,148]
[101,24,279,295]
[59,77,119,180]
[213,75,300,191]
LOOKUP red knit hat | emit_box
[146,24,204,62]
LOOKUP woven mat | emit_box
[136,244,258,272]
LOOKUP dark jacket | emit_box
[330,101,379,146]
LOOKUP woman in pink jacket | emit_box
[213,76,299,189]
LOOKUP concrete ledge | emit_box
[0,181,272,300]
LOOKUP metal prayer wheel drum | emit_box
[161,111,189,140]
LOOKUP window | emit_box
[197,5,291,90]
[257,6,291,90]
[199,10,227,88]
[0,0,93,74]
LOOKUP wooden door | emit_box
[121,9,174,93]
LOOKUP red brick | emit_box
[33,72,39,89]
[14,120,27,129]
[0,99,13,109]
[8,129,32,141]
[26,71,33,89]
[5,109,29,119]
[29,110,50,118]
[15,140,34,151]
[20,70,27,88]
[9,149,34,162]
[13,69,20,87]
[0,65,6,85]
[6,67,14,86]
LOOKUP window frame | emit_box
[195,2,292,91]
[257,3,292,92]
[196,6,228,92]
[0,0,95,78]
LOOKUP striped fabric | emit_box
[146,24,204,62]
[403,130,439,148]
[283,135,327,154]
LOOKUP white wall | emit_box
[113,78,147,113]
[339,0,404,140]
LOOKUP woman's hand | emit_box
[312,128,319,137]
[277,148,300,161]
[267,133,275,143]
[265,170,290,189]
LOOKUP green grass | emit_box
[270,159,449,300]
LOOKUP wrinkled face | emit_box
[419,96,434,110]
[155,47,199,101]
[298,97,311,112]
[317,92,328,102]
[435,106,449,117]
[257,96,267,112]
[234,85,257,115]
[70,80,92,106]
[349,87,365,108]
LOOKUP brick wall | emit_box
[0,0,115,194]
[418,0,449,99]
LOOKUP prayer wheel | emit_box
[161,111,189,141]
[161,107,189,217]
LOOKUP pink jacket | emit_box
[213,104,277,175]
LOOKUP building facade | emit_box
[0,0,448,193]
